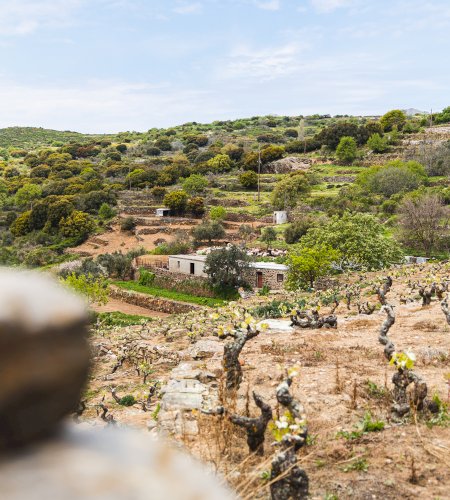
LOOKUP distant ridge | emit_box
[0,126,116,149]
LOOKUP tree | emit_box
[271,173,311,210]
[287,244,340,290]
[238,224,253,243]
[261,145,284,164]
[204,245,251,290]
[398,193,449,256]
[357,160,426,198]
[210,205,226,221]
[10,210,32,236]
[15,184,42,209]
[239,170,258,189]
[191,221,225,245]
[98,203,116,220]
[284,218,314,244]
[380,109,406,131]
[300,212,402,271]
[367,133,388,153]
[62,272,109,306]
[163,190,188,215]
[260,226,277,249]
[59,210,95,240]
[182,174,208,195]
[336,136,357,164]
[186,196,205,217]
[206,154,233,173]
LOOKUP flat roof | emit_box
[250,262,288,271]
[169,254,207,262]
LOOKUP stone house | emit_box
[168,254,288,290]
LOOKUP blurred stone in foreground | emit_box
[0,425,234,500]
[0,268,89,449]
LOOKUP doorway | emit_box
[256,272,263,288]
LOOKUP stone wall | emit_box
[244,268,286,290]
[109,285,202,314]
[147,268,215,298]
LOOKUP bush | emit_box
[206,154,233,173]
[150,186,167,200]
[163,190,188,214]
[119,395,136,407]
[367,133,388,153]
[120,216,136,232]
[336,136,357,164]
[209,205,226,221]
[284,219,313,244]
[191,221,225,245]
[98,203,116,220]
[138,269,155,286]
[182,174,208,195]
[186,196,205,216]
[261,145,284,164]
[146,146,161,156]
[239,170,258,189]
[154,137,172,151]
[271,173,311,210]
[380,109,406,131]
[10,211,32,236]
[59,210,94,240]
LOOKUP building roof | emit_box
[250,262,288,271]
[169,254,288,271]
[169,254,207,262]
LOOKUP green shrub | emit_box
[120,216,136,232]
[119,395,136,407]
[239,170,258,189]
[138,269,155,286]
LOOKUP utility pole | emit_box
[299,118,306,154]
[257,144,261,202]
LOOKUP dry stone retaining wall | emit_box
[109,285,202,314]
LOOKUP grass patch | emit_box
[113,281,226,307]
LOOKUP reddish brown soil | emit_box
[93,298,170,318]
[81,268,450,499]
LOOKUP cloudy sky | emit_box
[0,0,448,132]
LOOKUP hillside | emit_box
[0,126,125,149]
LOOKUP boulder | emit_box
[0,269,89,450]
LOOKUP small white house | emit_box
[273,211,288,225]
[168,254,288,289]
[156,208,171,217]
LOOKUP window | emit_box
[177,261,180,268]
[277,273,284,283]
[190,262,195,275]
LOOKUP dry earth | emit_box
[79,266,450,499]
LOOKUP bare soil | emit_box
[93,298,170,318]
[81,268,450,499]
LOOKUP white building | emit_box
[155,208,170,217]
[168,254,288,289]
[273,211,288,225]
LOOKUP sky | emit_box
[0,0,448,133]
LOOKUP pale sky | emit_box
[0,0,448,132]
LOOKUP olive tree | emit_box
[204,245,251,290]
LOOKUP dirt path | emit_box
[93,298,170,318]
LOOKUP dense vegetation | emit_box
[1,108,449,281]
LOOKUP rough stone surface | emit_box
[109,286,202,314]
[0,425,235,500]
[158,361,220,437]
[0,269,90,450]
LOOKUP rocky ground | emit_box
[80,265,450,499]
